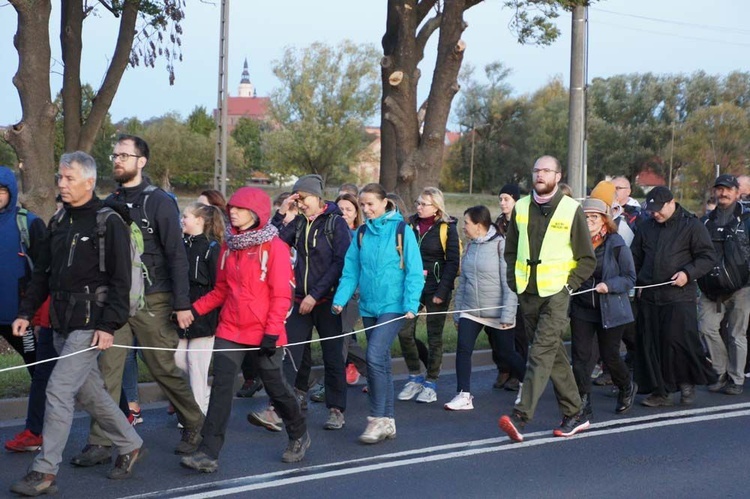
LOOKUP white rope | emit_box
[567,280,676,297]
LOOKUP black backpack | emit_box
[697,213,750,299]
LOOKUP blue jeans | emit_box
[363,314,404,418]
[121,338,141,403]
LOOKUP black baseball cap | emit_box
[714,174,739,189]
[644,186,673,212]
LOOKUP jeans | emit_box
[26,327,57,435]
[121,338,141,404]
[398,294,448,381]
[363,314,404,418]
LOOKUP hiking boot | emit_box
[180,451,219,473]
[70,444,112,467]
[359,416,396,444]
[295,388,309,411]
[593,371,613,386]
[416,380,437,403]
[616,382,638,414]
[498,412,526,442]
[493,372,510,390]
[247,406,283,432]
[346,363,361,385]
[324,408,345,430]
[580,394,593,421]
[641,392,674,407]
[504,377,521,392]
[723,381,743,395]
[707,374,728,393]
[10,471,57,496]
[108,447,147,479]
[309,383,325,403]
[444,391,474,411]
[679,384,695,405]
[553,411,590,438]
[175,425,203,455]
[281,432,311,463]
[397,375,424,401]
[236,378,264,398]
[5,429,42,453]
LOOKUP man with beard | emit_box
[71,135,205,468]
[498,155,596,442]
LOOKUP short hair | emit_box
[117,134,150,161]
[200,189,227,211]
[463,205,493,230]
[59,151,97,183]
[273,191,292,209]
[558,182,573,197]
[612,176,631,188]
[338,183,359,196]
[420,186,450,222]
[534,155,562,173]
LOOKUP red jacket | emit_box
[193,188,292,346]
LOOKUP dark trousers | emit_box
[241,353,259,381]
[283,302,346,411]
[492,306,528,374]
[398,294,448,381]
[26,327,57,435]
[200,338,306,459]
[0,323,36,377]
[571,317,630,395]
[456,318,526,393]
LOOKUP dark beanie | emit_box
[293,174,324,198]
[499,184,520,201]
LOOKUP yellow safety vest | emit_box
[514,195,579,297]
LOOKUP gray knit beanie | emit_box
[292,174,324,198]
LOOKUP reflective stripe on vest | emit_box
[514,195,579,297]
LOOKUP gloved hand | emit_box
[259,334,279,357]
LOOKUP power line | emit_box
[591,7,750,36]
[594,20,750,48]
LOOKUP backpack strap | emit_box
[323,213,339,249]
[138,184,158,234]
[356,225,366,248]
[439,222,448,255]
[95,207,127,273]
[395,221,406,270]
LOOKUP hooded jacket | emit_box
[193,187,292,345]
[333,210,424,317]
[179,233,220,339]
[0,166,47,324]
[406,214,460,301]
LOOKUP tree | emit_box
[231,117,265,173]
[3,0,186,217]
[264,40,380,185]
[186,106,216,137]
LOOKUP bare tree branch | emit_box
[416,0,438,24]
[97,0,120,16]
[415,13,441,62]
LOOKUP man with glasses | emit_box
[71,134,204,467]
[499,155,596,442]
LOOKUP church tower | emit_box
[238,58,255,97]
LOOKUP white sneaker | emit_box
[444,391,474,411]
[416,381,437,403]
[359,416,397,444]
[397,376,424,401]
[515,383,523,406]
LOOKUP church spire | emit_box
[238,57,254,97]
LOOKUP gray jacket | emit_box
[454,225,517,324]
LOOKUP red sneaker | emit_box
[346,363,361,385]
[5,429,43,452]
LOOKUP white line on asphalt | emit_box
[125,402,750,499]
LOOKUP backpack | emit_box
[293,213,343,249]
[438,222,463,276]
[16,208,34,271]
[357,221,407,269]
[697,213,750,300]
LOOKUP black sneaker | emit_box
[616,382,638,414]
[236,378,264,398]
[281,432,311,463]
[593,372,613,386]
[498,412,526,442]
[553,411,590,437]
[70,444,112,467]
[175,426,203,455]
[108,447,147,480]
[641,393,674,407]
[180,451,219,473]
[10,471,58,496]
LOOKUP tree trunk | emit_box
[61,0,84,152]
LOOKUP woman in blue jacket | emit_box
[333,183,423,444]
[570,182,637,417]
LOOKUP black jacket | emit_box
[631,204,715,304]
[407,215,460,301]
[179,234,220,339]
[18,196,131,334]
[107,181,191,310]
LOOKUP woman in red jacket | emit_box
[179,187,309,473]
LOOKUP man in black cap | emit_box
[697,174,750,395]
[631,186,717,407]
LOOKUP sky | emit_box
[1,0,749,126]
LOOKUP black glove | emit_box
[259,334,279,357]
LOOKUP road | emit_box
[1,367,747,498]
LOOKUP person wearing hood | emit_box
[332,183,424,444]
[180,187,308,472]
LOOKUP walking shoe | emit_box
[108,446,148,479]
[324,408,345,430]
[707,374,728,393]
[166,403,176,415]
[359,416,397,444]
[247,406,283,432]
[416,381,437,403]
[281,432,311,463]
[129,410,143,426]
[504,377,521,392]
[553,411,590,438]
[180,451,219,473]
[493,372,510,390]
[514,383,524,405]
[309,383,325,403]
[590,362,603,379]
[10,471,57,496]
[679,383,695,405]
[5,429,42,452]
[498,412,526,442]
[295,388,309,411]
[346,363,361,385]
[723,381,743,395]
[70,444,112,467]
[593,371,613,386]
[444,391,474,411]
[615,381,638,414]
[175,425,203,455]
[641,392,674,407]
[397,375,424,401]
[236,378,264,398]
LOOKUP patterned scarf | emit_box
[225,222,278,251]
[591,226,608,249]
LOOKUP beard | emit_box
[113,166,138,184]
[534,178,556,196]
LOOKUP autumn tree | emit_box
[186,106,216,137]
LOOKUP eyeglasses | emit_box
[585,214,601,220]
[615,186,630,191]
[414,200,433,208]
[533,168,559,175]
[110,153,141,162]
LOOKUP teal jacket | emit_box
[333,210,424,317]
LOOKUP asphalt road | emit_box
[1,367,748,498]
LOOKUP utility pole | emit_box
[567,4,587,199]
[469,123,476,195]
[668,121,675,190]
[214,0,230,196]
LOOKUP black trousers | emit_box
[200,338,306,459]
[570,316,631,395]
[492,306,528,374]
